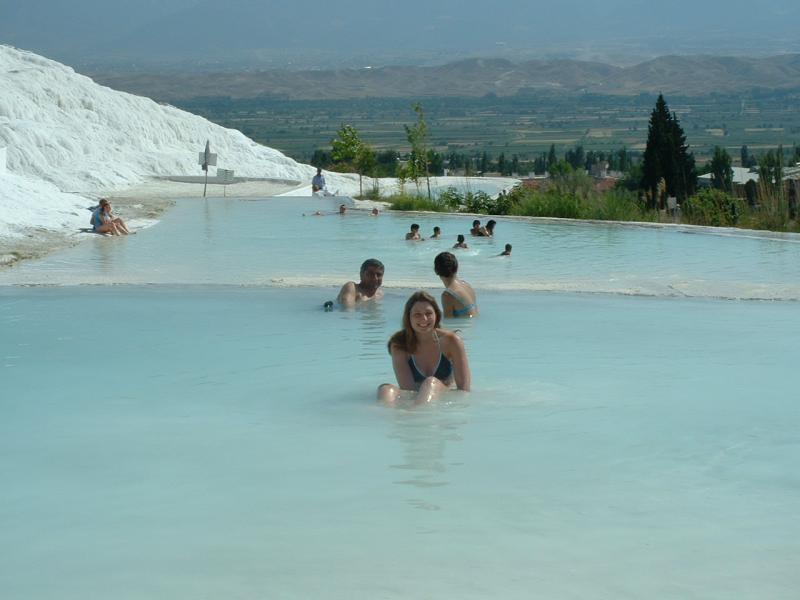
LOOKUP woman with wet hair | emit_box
[377,291,471,405]
[434,251,478,318]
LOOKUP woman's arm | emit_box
[390,347,417,391]
[443,332,471,391]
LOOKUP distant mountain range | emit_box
[92,54,800,101]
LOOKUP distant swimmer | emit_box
[377,290,471,405]
[430,226,441,239]
[334,258,385,308]
[405,223,423,240]
[499,243,512,256]
[435,251,478,318]
[452,234,468,249]
[339,204,347,215]
[470,220,482,236]
[371,208,380,216]
[480,219,497,237]
[312,167,326,193]
[90,199,131,235]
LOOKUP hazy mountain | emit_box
[2,0,799,68]
[91,54,800,101]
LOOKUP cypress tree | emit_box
[641,94,696,207]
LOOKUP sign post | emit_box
[217,169,235,197]
[198,140,217,197]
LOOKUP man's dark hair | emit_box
[434,252,458,277]
[472,220,480,227]
[360,258,384,274]
[410,223,420,231]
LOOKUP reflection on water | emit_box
[356,300,389,362]
[95,236,115,275]
[388,405,469,511]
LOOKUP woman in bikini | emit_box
[377,291,471,405]
[434,251,478,318]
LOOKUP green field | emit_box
[175,89,800,165]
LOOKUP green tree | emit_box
[375,150,399,177]
[497,152,507,175]
[641,94,696,207]
[330,124,363,168]
[758,147,784,197]
[354,144,377,197]
[547,144,558,171]
[709,146,733,191]
[404,103,431,199]
[565,144,585,170]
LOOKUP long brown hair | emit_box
[387,290,442,355]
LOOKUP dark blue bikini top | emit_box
[408,333,454,384]
[408,353,453,383]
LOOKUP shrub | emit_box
[385,193,451,212]
[682,189,745,227]
[510,189,582,219]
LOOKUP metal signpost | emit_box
[217,169,235,196]
[198,140,217,197]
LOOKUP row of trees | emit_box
[315,96,796,220]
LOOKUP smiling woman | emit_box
[377,290,471,405]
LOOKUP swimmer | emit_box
[430,226,441,239]
[377,291,471,405]
[335,258,385,308]
[405,223,423,240]
[371,208,379,216]
[470,220,481,236]
[480,219,497,237]
[499,243,512,256]
[434,252,478,318]
[452,234,468,249]
[339,204,347,215]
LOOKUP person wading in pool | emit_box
[334,258,385,308]
[434,251,478,318]
[377,291,471,405]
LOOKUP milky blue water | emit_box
[1,197,799,599]
[2,197,799,300]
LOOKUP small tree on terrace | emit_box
[354,144,376,197]
[331,124,363,168]
[404,103,432,199]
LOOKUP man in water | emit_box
[499,243,512,256]
[312,167,326,193]
[335,258,385,307]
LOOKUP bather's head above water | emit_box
[359,258,385,293]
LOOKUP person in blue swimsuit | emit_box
[90,199,131,235]
[434,251,478,318]
[377,291,471,405]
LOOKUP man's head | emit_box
[472,220,480,228]
[433,226,441,235]
[359,258,385,291]
[316,167,322,175]
[505,243,512,252]
[410,223,420,232]
[339,204,346,214]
